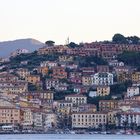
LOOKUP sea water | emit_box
[0,134,140,140]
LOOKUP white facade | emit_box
[116,112,140,127]
[109,60,124,67]
[20,61,28,65]
[11,49,29,57]
[55,84,68,91]
[22,109,33,126]
[89,91,97,97]
[40,61,58,68]
[17,68,30,79]
[66,64,78,70]
[0,58,10,63]
[46,79,67,91]
[126,86,139,97]
[65,95,87,106]
[44,113,57,129]
[46,79,59,89]
[94,72,113,85]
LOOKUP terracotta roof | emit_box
[72,111,108,115]
[65,94,87,97]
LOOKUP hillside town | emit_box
[0,35,140,134]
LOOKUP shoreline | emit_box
[0,132,139,135]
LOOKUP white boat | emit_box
[70,131,76,134]
[115,132,122,135]
[101,131,107,134]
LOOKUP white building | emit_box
[44,113,57,129]
[22,109,33,128]
[16,68,30,79]
[109,60,124,67]
[46,79,60,90]
[20,61,28,65]
[116,111,140,127]
[0,58,10,63]
[40,61,58,68]
[94,72,113,85]
[11,49,29,57]
[55,83,68,91]
[89,91,97,97]
[33,112,43,129]
[65,94,87,106]
[126,86,139,97]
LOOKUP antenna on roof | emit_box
[65,37,70,45]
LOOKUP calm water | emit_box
[0,134,140,140]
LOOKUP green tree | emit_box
[112,33,127,44]
[28,83,38,91]
[110,80,132,96]
[126,36,140,44]
[67,42,79,48]
[118,51,140,67]
[76,55,108,67]
[45,40,55,46]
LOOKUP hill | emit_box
[0,38,44,58]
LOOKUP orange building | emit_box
[99,100,118,111]
[38,67,49,76]
[0,107,20,125]
[52,67,67,79]
[38,45,68,55]
[26,75,40,84]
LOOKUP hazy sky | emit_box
[0,0,140,44]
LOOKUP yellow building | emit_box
[0,107,20,124]
[117,72,130,83]
[23,91,54,104]
[131,72,140,82]
[99,100,118,111]
[72,112,107,128]
[82,76,93,86]
[107,110,118,125]
[26,75,40,84]
[37,67,49,76]
[38,45,68,55]
[19,101,30,108]
[97,86,110,96]
[57,100,73,115]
